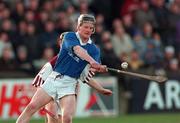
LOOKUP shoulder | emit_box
[64,32,77,39]
[62,32,79,45]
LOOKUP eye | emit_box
[90,27,94,30]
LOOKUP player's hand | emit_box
[90,63,107,73]
[100,89,112,96]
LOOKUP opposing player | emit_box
[16,14,107,123]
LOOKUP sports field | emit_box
[1,113,180,123]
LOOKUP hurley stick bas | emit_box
[107,67,168,83]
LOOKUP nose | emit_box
[86,27,93,34]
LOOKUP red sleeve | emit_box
[49,55,58,68]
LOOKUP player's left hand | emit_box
[100,89,112,96]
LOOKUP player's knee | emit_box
[62,114,72,123]
[26,102,38,112]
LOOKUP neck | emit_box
[81,37,88,43]
[78,34,89,43]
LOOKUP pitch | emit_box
[1,113,180,123]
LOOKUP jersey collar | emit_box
[76,32,92,45]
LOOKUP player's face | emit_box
[78,22,94,42]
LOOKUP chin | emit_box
[85,34,91,38]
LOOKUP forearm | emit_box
[73,46,96,64]
[86,79,105,93]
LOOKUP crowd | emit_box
[0,0,180,114]
[0,0,179,80]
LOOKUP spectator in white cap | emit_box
[163,46,176,70]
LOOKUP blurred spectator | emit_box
[153,32,164,52]
[36,10,49,33]
[174,0,180,8]
[33,46,55,71]
[111,23,134,60]
[0,43,16,71]
[52,0,69,12]
[128,50,144,71]
[122,13,138,36]
[90,0,112,28]
[91,14,105,46]
[78,0,92,14]
[56,12,72,33]
[0,2,6,19]
[143,22,154,40]
[166,58,180,80]
[11,1,25,24]
[1,7,11,20]
[24,10,36,23]
[22,23,40,60]
[111,18,123,32]
[132,31,147,59]
[163,45,176,69]
[12,20,27,54]
[134,0,157,30]
[166,2,180,46]
[101,31,120,69]
[38,20,59,54]
[15,45,35,75]
[0,32,9,57]
[66,4,79,30]
[120,0,140,17]
[142,23,164,63]
[143,38,163,68]
[0,19,15,40]
[26,0,39,12]
[42,0,54,13]
[150,0,170,45]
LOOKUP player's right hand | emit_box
[90,63,107,73]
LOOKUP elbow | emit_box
[73,45,87,56]
[73,45,81,55]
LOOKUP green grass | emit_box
[1,113,180,123]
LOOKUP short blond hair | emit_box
[77,14,96,26]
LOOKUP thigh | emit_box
[30,87,52,109]
[55,75,77,99]
[45,100,59,116]
[59,95,76,116]
[45,101,59,123]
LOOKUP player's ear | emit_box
[92,27,95,34]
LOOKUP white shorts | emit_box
[41,71,77,100]
[32,62,53,87]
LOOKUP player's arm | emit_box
[73,45,107,72]
[63,33,106,72]
[86,79,112,95]
[73,45,96,64]
[79,64,112,95]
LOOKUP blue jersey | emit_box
[53,32,100,78]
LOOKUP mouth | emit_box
[85,32,91,36]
